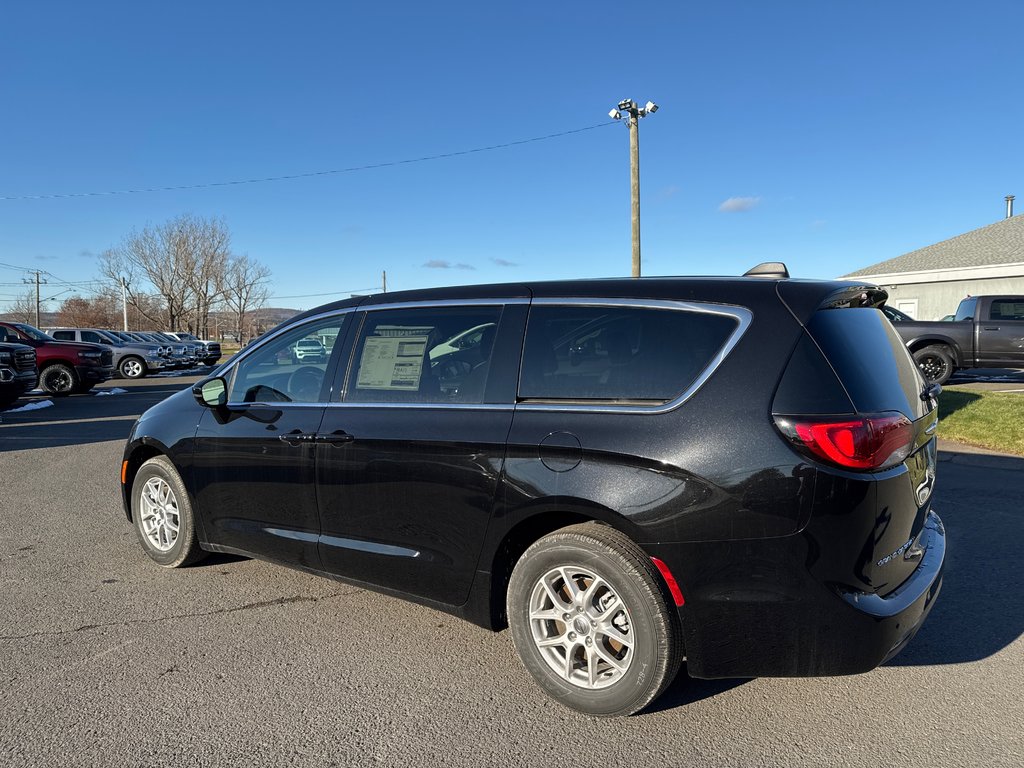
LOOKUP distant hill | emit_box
[0,311,59,327]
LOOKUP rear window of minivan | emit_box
[808,308,928,420]
[519,305,737,402]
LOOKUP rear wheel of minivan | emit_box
[506,523,683,716]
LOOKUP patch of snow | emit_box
[94,388,128,396]
[5,400,54,413]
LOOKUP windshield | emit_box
[13,323,54,341]
[96,331,124,345]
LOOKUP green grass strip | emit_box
[938,387,1024,456]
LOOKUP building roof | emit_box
[843,214,1024,277]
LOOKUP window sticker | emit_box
[356,332,431,390]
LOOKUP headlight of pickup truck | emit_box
[0,352,11,364]
[78,350,102,360]
[145,349,160,358]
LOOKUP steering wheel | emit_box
[287,366,325,402]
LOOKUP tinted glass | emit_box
[82,331,106,344]
[989,299,1024,321]
[954,297,977,322]
[772,332,855,415]
[807,308,927,419]
[52,331,74,341]
[228,316,347,403]
[345,306,502,404]
[519,305,737,402]
[882,306,912,323]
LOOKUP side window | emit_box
[519,305,738,402]
[228,316,347,404]
[989,299,1024,321]
[52,331,75,341]
[345,306,502,404]
[82,331,104,344]
[954,298,977,322]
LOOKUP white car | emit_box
[292,338,327,363]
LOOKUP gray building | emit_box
[841,211,1024,320]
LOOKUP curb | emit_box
[937,448,1023,471]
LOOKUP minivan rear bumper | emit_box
[647,510,945,679]
[836,510,944,665]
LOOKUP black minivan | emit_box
[120,270,945,716]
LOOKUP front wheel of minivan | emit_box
[131,456,207,568]
[506,523,683,716]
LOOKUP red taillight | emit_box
[777,412,915,470]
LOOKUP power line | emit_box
[1,122,617,202]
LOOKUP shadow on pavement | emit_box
[0,380,194,452]
[646,673,749,713]
[886,449,1024,667]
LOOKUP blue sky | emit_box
[1,1,1021,311]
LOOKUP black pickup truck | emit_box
[884,295,1024,384]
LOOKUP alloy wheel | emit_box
[139,477,180,551]
[528,566,634,690]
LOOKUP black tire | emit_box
[506,522,683,717]
[119,356,147,379]
[131,456,207,568]
[38,363,78,396]
[913,345,955,385]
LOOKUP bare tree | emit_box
[56,294,120,329]
[3,290,37,324]
[99,215,233,332]
[221,254,271,343]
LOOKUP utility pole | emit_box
[23,271,46,327]
[382,270,387,293]
[120,276,129,331]
[608,99,659,277]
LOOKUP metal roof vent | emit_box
[743,262,790,279]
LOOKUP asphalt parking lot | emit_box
[1,374,1021,767]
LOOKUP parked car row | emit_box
[0,320,224,402]
[46,327,222,379]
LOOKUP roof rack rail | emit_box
[743,262,790,279]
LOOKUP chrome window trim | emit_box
[216,296,751,414]
[216,307,357,380]
[516,298,753,415]
[223,401,514,412]
[356,297,529,313]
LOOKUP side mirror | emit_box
[193,377,227,407]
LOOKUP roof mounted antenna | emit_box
[743,262,790,279]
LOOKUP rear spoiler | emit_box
[817,285,889,310]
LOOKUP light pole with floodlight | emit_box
[608,99,658,277]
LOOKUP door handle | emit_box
[278,431,315,446]
[317,430,355,446]
[983,326,1000,331]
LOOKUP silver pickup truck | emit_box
[46,327,170,379]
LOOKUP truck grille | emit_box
[14,349,36,372]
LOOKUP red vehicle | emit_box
[0,321,114,395]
